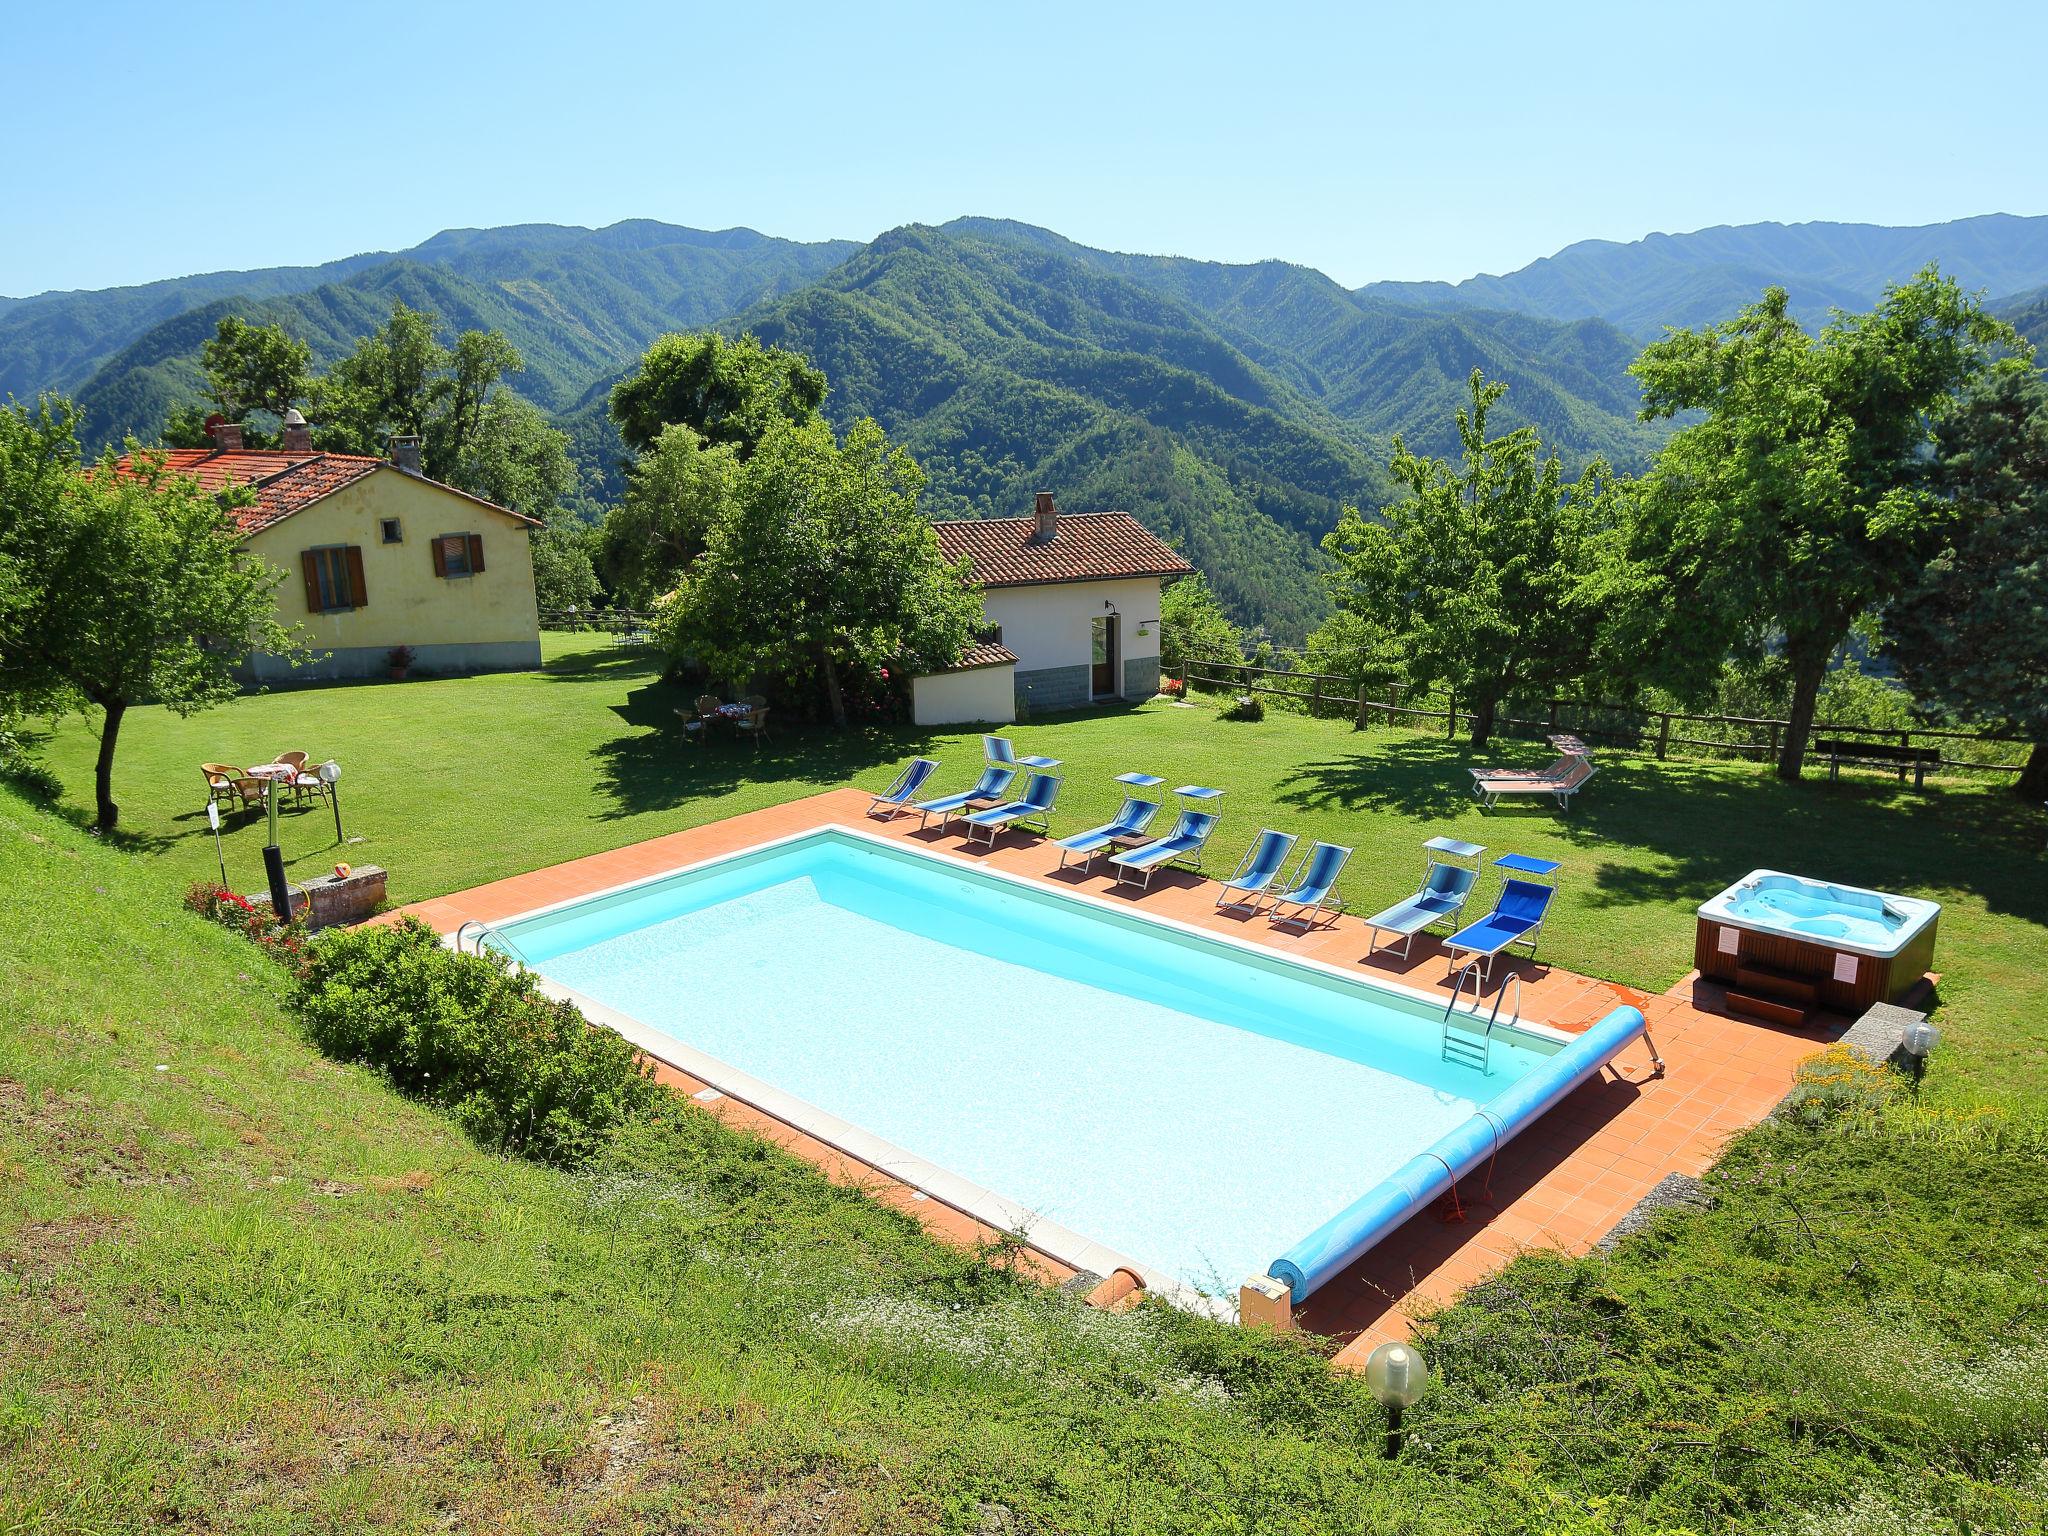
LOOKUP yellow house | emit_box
[128,419,542,681]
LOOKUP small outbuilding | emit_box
[916,493,1192,725]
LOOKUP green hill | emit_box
[1361,213,2048,337]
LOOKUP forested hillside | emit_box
[1362,212,2048,336]
[26,210,2048,638]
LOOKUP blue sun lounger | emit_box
[1054,773,1165,871]
[1268,841,1353,928]
[961,772,1063,845]
[867,757,940,819]
[982,734,1061,770]
[1362,836,1486,957]
[1443,855,1562,983]
[1108,809,1219,889]
[912,763,1018,831]
[1215,829,1298,912]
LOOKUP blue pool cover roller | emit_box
[1268,1004,1648,1301]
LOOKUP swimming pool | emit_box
[486,828,1576,1304]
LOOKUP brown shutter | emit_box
[345,545,367,609]
[431,537,448,577]
[301,550,323,613]
[467,532,485,574]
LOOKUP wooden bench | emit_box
[1811,737,1943,791]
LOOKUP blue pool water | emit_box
[502,831,1552,1293]
[1724,875,1911,948]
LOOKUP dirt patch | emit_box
[1,1212,126,1281]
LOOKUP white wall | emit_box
[912,663,1017,726]
[979,578,1163,677]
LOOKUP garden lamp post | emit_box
[205,799,227,888]
[1900,1019,1941,1090]
[318,760,343,843]
[1363,1340,1428,1458]
[261,777,292,920]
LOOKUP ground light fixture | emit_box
[1363,1340,1428,1457]
[318,760,344,843]
[1900,1018,1941,1088]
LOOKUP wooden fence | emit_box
[1172,654,2032,776]
[539,607,655,635]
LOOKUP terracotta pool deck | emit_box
[391,788,1854,1365]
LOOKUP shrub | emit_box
[296,917,661,1167]
[183,880,311,974]
[0,727,61,802]
[1221,692,1264,722]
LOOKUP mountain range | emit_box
[7,212,2046,636]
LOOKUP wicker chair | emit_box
[224,776,269,814]
[275,750,312,805]
[200,763,242,805]
[735,704,771,748]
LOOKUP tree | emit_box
[163,315,315,447]
[1158,571,1245,674]
[530,510,602,612]
[1321,370,1612,747]
[600,424,741,606]
[0,401,294,831]
[653,416,981,728]
[609,332,826,456]
[1883,365,2048,798]
[315,302,525,482]
[1620,270,2015,780]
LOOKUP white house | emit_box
[911,493,1193,726]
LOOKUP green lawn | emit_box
[9,638,2048,1532]
[29,633,2048,1103]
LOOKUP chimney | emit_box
[389,434,423,475]
[279,408,313,453]
[1032,490,1058,542]
[210,419,244,451]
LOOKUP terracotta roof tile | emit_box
[113,447,536,535]
[939,641,1020,672]
[933,512,1192,588]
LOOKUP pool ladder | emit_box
[454,919,532,967]
[1441,967,1523,1075]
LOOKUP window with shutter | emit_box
[435,533,474,578]
[300,546,364,612]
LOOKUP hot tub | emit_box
[1696,870,1939,1012]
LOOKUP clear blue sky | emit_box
[5,0,2043,298]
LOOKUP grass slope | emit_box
[25,635,2048,1104]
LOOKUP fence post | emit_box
[1767,722,1780,762]
[1446,694,1457,740]
[1656,713,1672,760]
[1547,700,1559,731]
[1311,676,1325,717]
[1355,680,1369,732]
[1899,730,1911,784]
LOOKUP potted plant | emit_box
[386,645,415,681]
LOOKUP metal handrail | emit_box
[1485,973,1524,1035]
[453,919,531,967]
[1442,960,1486,1022]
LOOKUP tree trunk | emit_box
[1778,654,1825,782]
[1468,693,1499,749]
[94,700,126,833]
[2017,739,2048,802]
[818,648,848,730]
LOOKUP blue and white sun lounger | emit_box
[913,764,1019,831]
[1054,773,1165,871]
[1268,841,1353,928]
[961,772,1063,845]
[1215,829,1298,912]
[1443,855,1562,983]
[1362,836,1486,957]
[1108,809,1219,889]
[867,757,940,819]
[983,735,1061,770]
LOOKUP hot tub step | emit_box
[1725,989,1810,1028]
[1734,964,1822,1006]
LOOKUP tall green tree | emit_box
[1883,365,2048,798]
[600,424,741,606]
[315,302,527,482]
[1157,572,1245,673]
[653,416,980,728]
[163,315,315,448]
[0,401,294,831]
[1322,370,1612,747]
[1618,270,2015,780]
[609,332,826,456]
